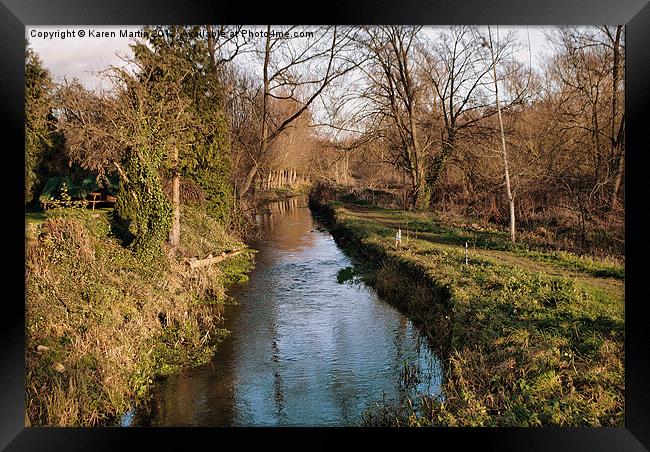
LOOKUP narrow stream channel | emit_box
[125,196,442,426]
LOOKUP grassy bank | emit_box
[310,198,624,426]
[25,206,254,426]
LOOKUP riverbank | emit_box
[25,206,254,426]
[310,197,624,426]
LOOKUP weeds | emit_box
[399,361,421,389]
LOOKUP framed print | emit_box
[2,0,649,449]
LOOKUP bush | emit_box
[309,179,338,203]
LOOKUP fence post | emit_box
[465,241,468,265]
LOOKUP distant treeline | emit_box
[25,25,624,257]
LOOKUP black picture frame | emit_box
[3,0,649,449]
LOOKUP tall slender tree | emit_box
[356,26,430,209]
[487,26,516,242]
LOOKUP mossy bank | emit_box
[309,197,624,427]
[25,206,254,426]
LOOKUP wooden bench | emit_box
[87,192,117,210]
[40,192,117,211]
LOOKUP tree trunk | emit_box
[239,165,258,198]
[240,26,271,200]
[610,151,624,209]
[489,26,516,243]
[610,116,625,209]
[429,127,455,190]
[169,145,180,247]
[409,110,428,210]
[402,165,407,210]
[609,26,624,210]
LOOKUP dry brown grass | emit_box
[25,208,249,426]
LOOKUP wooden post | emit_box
[465,241,468,265]
[170,170,180,247]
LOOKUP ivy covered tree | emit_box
[55,26,236,258]
[108,52,201,259]
[134,26,234,230]
[56,52,194,260]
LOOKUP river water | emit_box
[126,196,442,426]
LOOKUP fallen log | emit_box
[186,249,248,269]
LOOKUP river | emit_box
[124,196,442,426]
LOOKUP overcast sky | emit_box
[26,25,556,91]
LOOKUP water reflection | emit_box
[130,196,442,426]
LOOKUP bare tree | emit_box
[419,26,526,193]
[487,26,516,242]
[354,25,431,209]
[237,25,359,199]
[602,26,625,210]
[53,80,125,180]
[548,26,624,207]
[205,25,254,70]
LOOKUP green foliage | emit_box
[134,26,235,225]
[41,182,88,209]
[337,266,356,284]
[114,149,172,261]
[151,323,229,378]
[514,249,624,280]
[25,44,58,205]
[220,253,255,286]
[183,118,234,223]
[111,30,199,256]
[25,206,252,426]
[178,204,241,258]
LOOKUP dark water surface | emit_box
[126,196,442,426]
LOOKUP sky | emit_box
[26,26,142,91]
[26,25,556,92]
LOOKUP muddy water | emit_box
[126,196,442,426]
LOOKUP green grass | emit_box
[512,249,624,280]
[25,210,47,227]
[315,200,624,427]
